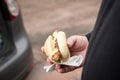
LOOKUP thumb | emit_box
[67,36,77,48]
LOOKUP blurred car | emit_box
[0,0,33,80]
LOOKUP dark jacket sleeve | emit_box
[82,0,120,80]
[85,32,92,41]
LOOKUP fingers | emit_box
[41,46,45,54]
[41,47,78,73]
[46,58,53,64]
[55,64,77,73]
[67,36,77,48]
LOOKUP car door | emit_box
[0,10,15,61]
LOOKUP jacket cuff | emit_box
[85,32,92,41]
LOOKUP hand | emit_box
[41,35,89,73]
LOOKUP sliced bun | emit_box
[57,31,70,62]
[44,31,70,63]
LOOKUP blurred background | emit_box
[18,0,101,80]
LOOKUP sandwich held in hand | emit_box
[44,31,70,63]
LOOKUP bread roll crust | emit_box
[44,31,70,63]
[57,31,70,62]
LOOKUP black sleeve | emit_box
[82,0,120,80]
[85,32,92,41]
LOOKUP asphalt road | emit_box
[18,0,101,80]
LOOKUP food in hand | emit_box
[44,31,70,63]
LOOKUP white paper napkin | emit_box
[43,55,83,72]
